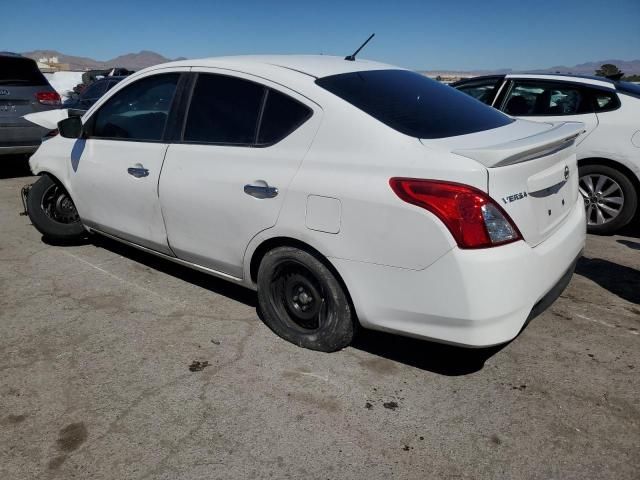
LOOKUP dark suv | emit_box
[0,52,61,156]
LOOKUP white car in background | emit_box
[24,56,585,352]
[453,74,640,234]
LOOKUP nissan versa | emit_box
[23,56,586,352]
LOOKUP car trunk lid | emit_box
[424,120,585,246]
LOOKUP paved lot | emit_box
[1,156,639,479]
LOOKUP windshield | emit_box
[316,69,513,139]
[0,56,48,86]
[616,80,640,99]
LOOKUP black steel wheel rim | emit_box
[269,259,329,331]
[41,184,80,224]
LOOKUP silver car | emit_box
[0,52,60,156]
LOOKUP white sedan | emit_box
[24,56,586,352]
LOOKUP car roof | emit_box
[450,75,506,86]
[0,51,33,60]
[504,73,615,89]
[154,55,399,79]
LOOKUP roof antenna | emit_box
[345,33,375,61]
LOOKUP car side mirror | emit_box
[58,116,83,139]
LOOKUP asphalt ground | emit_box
[1,155,639,479]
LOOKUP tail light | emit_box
[389,178,522,249]
[36,91,61,106]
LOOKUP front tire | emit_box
[257,246,355,352]
[579,164,637,235]
[27,175,85,241]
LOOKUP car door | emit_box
[71,70,185,254]
[159,70,321,278]
[499,79,598,145]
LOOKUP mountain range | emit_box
[21,50,185,71]
[21,50,640,75]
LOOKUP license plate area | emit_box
[0,100,31,117]
[529,179,574,238]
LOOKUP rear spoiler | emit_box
[452,122,585,168]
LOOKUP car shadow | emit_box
[617,239,640,250]
[0,155,34,180]
[81,234,505,374]
[90,235,257,308]
[351,330,505,376]
[575,256,640,305]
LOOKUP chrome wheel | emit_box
[579,174,624,226]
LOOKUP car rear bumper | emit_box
[0,124,48,155]
[331,197,587,347]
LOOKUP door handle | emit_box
[244,180,278,199]
[127,163,149,178]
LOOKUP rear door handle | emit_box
[127,163,149,178]
[244,180,278,199]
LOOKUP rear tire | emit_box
[27,175,85,241]
[257,246,355,352]
[579,164,637,235]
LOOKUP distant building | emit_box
[38,56,58,64]
[36,56,71,72]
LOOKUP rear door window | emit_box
[90,73,179,141]
[456,79,503,105]
[183,74,264,145]
[257,89,312,145]
[502,81,592,116]
[0,56,48,86]
[316,69,512,139]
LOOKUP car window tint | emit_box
[504,81,591,116]
[184,74,264,145]
[457,80,501,105]
[616,80,640,99]
[591,89,620,112]
[316,70,512,139]
[257,89,311,144]
[91,73,178,141]
[105,80,120,92]
[0,56,48,86]
[82,81,107,100]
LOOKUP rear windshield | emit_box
[316,69,513,139]
[616,81,640,99]
[0,56,48,86]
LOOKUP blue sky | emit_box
[3,0,639,70]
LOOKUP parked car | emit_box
[24,56,585,352]
[0,52,61,156]
[452,74,640,234]
[63,76,125,111]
